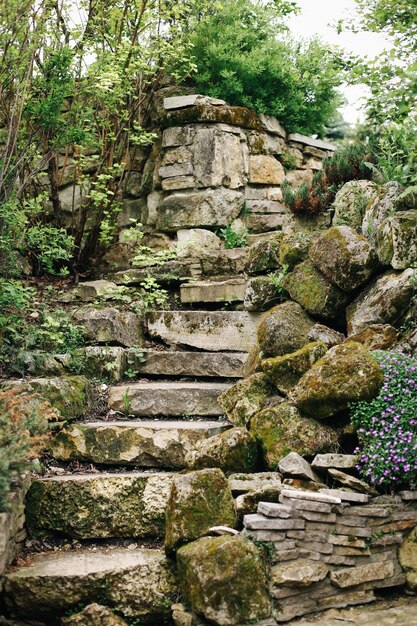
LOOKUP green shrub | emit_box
[218,224,248,249]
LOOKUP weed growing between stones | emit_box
[350,350,417,491]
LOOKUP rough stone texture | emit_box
[72,306,142,347]
[376,210,417,269]
[278,453,319,482]
[3,548,177,623]
[2,376,93,421]
[108,381,228,416]
[279,232,315,269]
[362,181,407,242]
[177,536,271,626]
[218,373,275,427]
[244,276,281,311]
[291,342,383,419]
[201,248,247,276]
[229,473,282,495]
[25,472,174,539]
[257,301,315,358]
[156,188,244,230]
[0,482,29,581]
[312,454,358,471]
[399,524,417,590]
[147,310,260,352]
[164,104,265,131]
[250,402,339,469]
[346,269,417,335]
[348,324,398,350]
[310,226,379,292]
[180,278,247,303]
[191,126,248,189]
[164,468,237,553]
[177,228,222,255]
[76,346,126,382]
[61,603,129,626]
[50,420,229,468]
[332,180,378,230]
[261,342,328,396]
[271,559,328,588]
[328,469,378,496]
[189,427,259,474]
[330,561,395,589]
[307,325,345,348]
[131,350,247,378]
[282,260,350,322]
[249,155,285,184]
[76,280,119,302]
[245,236,283,274]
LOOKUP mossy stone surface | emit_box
[164,468,237,554]
[257,301,314,358]
[279,232,316,269]
[245,236,283,275]
[250,402,338,469]
[218,372,275,427]
[290,341,383,419]
[399,524,417,590]
[62,603,129,626]
[177,536,271,626]
[190,427,259,474]
[376,210,417,270]
[332,180,377,230]
[261,341,328,395]
[243,276,281,311]
[282,260,350,322]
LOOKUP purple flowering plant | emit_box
[350,350,417,492]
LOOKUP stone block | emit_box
[270,559,328,588]
[249,155,285,185]
[330,561,395,589]
[244,514,305,531]
[180,278,247,304]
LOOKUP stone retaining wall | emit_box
[0,480,30,590]
[243,487,417,623]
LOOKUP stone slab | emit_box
[280,489,341,504]
[288,133,336,151]
[312,454,358,471]
[243,514,305,531]
[319,489,370,504]
[180,278,248,303]
[330,561,395,589]
[132,350,247,378]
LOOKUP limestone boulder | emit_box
[270,559,328,588]
[218,373,275,427]
[249,155,285,185]
[257,301,315,358]
[76,346,127,382]
[190,428,259,474]
[164,468,236,553]
[348,324,398,350]
[261,342,327,396]
[244,276,281,311]
[76,280,118,302]
[250,402,338,469]
[278,452,319,482]
[376,210,417,269]
[61,603,129,626]
[282,260,350,322]
[245,236,283,275]
[290,341,383,419]
[307,324,345,347]
[362,181,408,241]
[332,180,377,229]
[310,226,379,292]
[192,126,248,189]
[177,228,222,257]
[346,269,417,335]
[399,524,417,590]
[72,306,142,347]
[279,232,316,269]
[177,536,271,626]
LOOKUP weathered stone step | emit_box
[134,349,246,378]
[3,547,177,622]
[147,310,261,352]
[108,381,229,416]
[50,420,230,468]
[180,277,248,303]
[26,472,175,540]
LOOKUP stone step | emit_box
[147,310,261,352]
[108,381,229,416]
[133,349,246,378]
[50,420,230,468]
[26,471,175,540]
[3,547,177,621]
[180,277,248,303]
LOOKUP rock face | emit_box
[72,307,142,347]
[62,603,129,626]
[332,180,377,229]
[261,342,327,396]
[310,226,379,292]
[245,235,283,274]
[244,276,280,311]
[348,324,398,350]
[282,260,350,322]
[279,232,314,269]
[218,373,275,427]
[257,301,314,358]
[291,342,383,419]
[362,181,405,241]
[399,524,417,590]
[180,278,247,304]
[164,468,237,553]
[376,210,417,269]
[177,536,271,626]
[190,428,259,473]
[346,269,417,335]
[25,473,174,539]
[249,155,285,184]
[271,559,328,588]
[76,280,118,302]
[250,402,338,468]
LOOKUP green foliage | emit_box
[267,266,289,303]
[140,276,169,309]
[218,224,248,249]
[190,0,343,134]
[367,122,417,194]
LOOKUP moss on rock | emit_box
[245,235,283,275]
[279,232,316,269]
[218,373,275,427]
[257,301,314,358]
[190,428,259,474]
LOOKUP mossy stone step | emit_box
[3,548,177,622]
[26,471,175,540]
[147,310,261,352]
[180,277,248,303]
[50,420,230,468]
[133,349,247,378]
[108,381,229,416]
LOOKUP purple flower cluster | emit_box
[350,350,417,492]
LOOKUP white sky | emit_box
[287,0,392,124]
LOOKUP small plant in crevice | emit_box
[350,350,417,491]
[121,388,132,416]
[139,276,169,310]
[267,265,289,303]
[218,224,248,249]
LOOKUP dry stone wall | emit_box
[0,480,29,589]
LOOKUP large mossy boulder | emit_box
[250,402,338,469]
[261,342,328,396]
[218,373,275,427]
[257,301,314,358]
[279,232,315,269]
[245,235,283,275]
[362,181,410,242]
[346,268,417,335]
[290,341,383,419]
[282,260,350,322]
[177,536,271,626]
[310,226,379,292]
[72,306,142,347]
[190,428,259,474]
[332,180,377,230]
[399,524,417,590]
[164,468,237,554]
[376,210,417,269]
[243,276,280,311]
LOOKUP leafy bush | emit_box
[350,350,417,491]
[0,387,54,511]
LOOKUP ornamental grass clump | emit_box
[350,350,417,491]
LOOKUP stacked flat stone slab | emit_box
[243,488,416,622]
